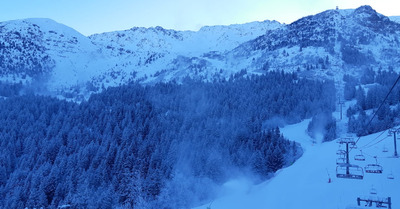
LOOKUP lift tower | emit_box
[388,128,398,157]
[336,137,363,179]
[338,137,355,165]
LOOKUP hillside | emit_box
[230,6,400,79]
[0,18,281,99]
[0,6,399,99]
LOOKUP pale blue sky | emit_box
[0,0,398,35]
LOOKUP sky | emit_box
[0,0,399,36]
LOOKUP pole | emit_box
[346,143,349,175]
[339,99,344,120]
[340,102,342,120]
[394,131,398,157]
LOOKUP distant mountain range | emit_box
[0,5,399,99]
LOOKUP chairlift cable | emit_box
[362,149,392,159]
[351,74,400,151]
[362,136,389,149]
[359,130,387,149]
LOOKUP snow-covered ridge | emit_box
[89,20,282,56]
[0,5,400,99]
[0,16,283,98]
[230,5,400,79]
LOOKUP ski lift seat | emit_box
[387,174,394,179]
[336,150,346,155]
[354,150,365,161]
[354,154,365,161]
[336,157,346,165]
[382,147,388,152]
[370,187,377,195]
[365,164,383,173]
[336,164,364,180]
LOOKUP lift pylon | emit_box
[336,138,363,179]
[388,128,398,157]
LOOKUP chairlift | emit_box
[382,146,388,153]
[387,132,393,137]
[365,164,383,173]
[350,144,358,149]
[387,173,394,180]
[365,156,383,174]
[336,164,364,180]
[370,187,377,195]
[354,150,365,161]
[336,157,346,165]
[336,149,346,156]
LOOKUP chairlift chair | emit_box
[336,164,364,180]
[354,154,365,161]
[370,187,377,195]
[365,157,383,174]
[336,157,346,165]
[387,173,394,179]
[382,146,388,153]
[365,164,383,173]
[336,149,346,156]
[354,150,366,161]
[350,144,358,149]
[387,170,394,179]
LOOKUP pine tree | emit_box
[267,146,284,172]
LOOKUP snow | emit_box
[0,18,281,96]
[193,101,400,209]
[389,16,400,24]
[89,20,282,56]
[1,6,400,102]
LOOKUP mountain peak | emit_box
[351,5,399,33]
[354,5,375,15]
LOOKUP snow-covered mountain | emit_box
[86,20,282,91]
[0,5,399,99]
[90,20,282,56]
[230,6,400,80]
[0,17,282,98]
[0,18,100,92]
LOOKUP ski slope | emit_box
[193,104,400,209]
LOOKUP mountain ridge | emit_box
[0,5,399,100]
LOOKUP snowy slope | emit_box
[193,102,400,209]
[390,16,400,24]
[86,20,282,89]
[1,5,400,99]
[89,5,400,89]
[230,6,400,80]
[0,17,283,98]
[89,20,282,56]
[0,18,102,91]
[87,6,400,92]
